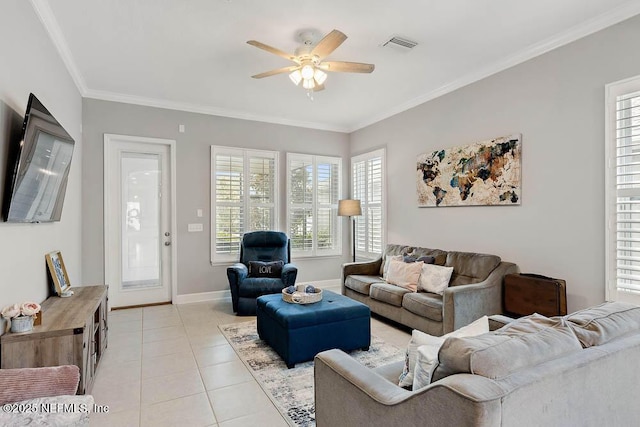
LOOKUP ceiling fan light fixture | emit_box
[289,69,302,86]
[313,69,327,85]
[302,78,316,89]
[301,64,315,80]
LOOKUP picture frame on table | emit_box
[45,251,73,297]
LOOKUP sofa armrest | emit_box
[227,263,248,285]
[342,258,383,289]
[0,365,80,405]
[442,261,519,333]
[227,263,248,312]
[314,349,505,427]
[281,263,298,286]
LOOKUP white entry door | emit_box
[104,134,176,308]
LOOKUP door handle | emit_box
[164,232,171,237]
[164,241,171,246]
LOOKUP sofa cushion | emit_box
[238,277,285,298]
[446,252,501,286]
[564,301,640,347]
[380,245,411,276]
[418,264,454,294]
[344,275,385,296]
[496,312,563,335]
[386,260,424,292]
[402,292,443,322]
[434,318,581,381]
[370,283,410,307]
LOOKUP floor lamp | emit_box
[338,199,362,263]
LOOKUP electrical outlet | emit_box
[188,223,203,232]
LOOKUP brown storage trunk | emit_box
[504,273,567,317]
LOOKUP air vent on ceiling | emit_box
[382,36,418,52]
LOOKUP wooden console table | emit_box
[0,285,108,394]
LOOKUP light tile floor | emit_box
[90,291,410,427]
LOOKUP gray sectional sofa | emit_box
[342,244,519,335]
[314,301,640,427]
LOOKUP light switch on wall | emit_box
[197,209,203,217]
[188,223,203,232]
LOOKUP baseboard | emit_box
[175,290,230,304]
[175,278,341,305]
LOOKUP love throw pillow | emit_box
[248,261,284,278]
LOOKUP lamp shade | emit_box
[338,199,362,216]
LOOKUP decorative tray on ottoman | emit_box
[282,284,323,304]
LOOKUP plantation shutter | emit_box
[288,156,314,253]
[316,158,340,253]
[287,153,342,256]
[614,89,640,295]
[213,150,244,258]
[353,160,367,253]
[211,146,278,263]
[248,155,276,231]
[352,149,385,259]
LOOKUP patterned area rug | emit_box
[219,320,403,427]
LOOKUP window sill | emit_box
[291,254,344,261]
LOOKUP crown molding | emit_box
[30,0,87,95]
[84,89,350,133]
[348,1,640,132]
[31,0,640,134]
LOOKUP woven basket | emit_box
[282,284,323,305]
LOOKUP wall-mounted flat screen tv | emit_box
[2,93,75,222]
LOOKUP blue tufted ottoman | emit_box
[256,290,371,368]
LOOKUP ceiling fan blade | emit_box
[311,29,347,59]
[251,66,300,79]
[319,61,375,73]
[314,84,325,92]
[247,40,297,63]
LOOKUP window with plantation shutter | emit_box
[606,76,640,305]
[211,146,278,263]
[287,153,342,257]
[352,149,386,260]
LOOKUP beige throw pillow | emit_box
[386,260,424,292]
[398,315,489,388]
[418,263,454,294]
[382,255,403,279]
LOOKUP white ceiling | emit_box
[33,0,640,132]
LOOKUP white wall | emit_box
[0,1,82,332]
[350,14,640,313]
[81,99,350,299]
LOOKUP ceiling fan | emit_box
[247,29,375,94]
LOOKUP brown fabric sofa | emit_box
[342,244,519,335]
[314,302,640,427]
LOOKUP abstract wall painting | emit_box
[416,134,522,207]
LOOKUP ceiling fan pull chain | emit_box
[306,89,314,101]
